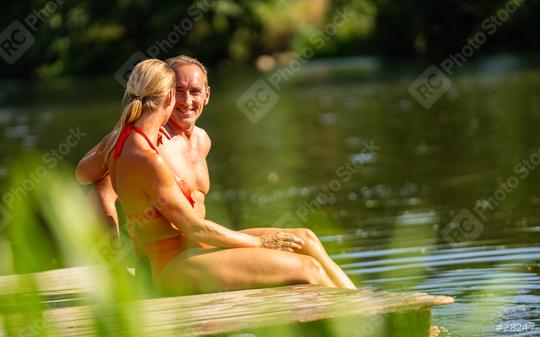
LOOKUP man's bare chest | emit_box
[158,138,210,194]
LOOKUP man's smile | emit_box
[175,107,196,116]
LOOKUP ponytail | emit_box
[102,59,175,161]
[104,97,144,160]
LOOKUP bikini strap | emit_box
[113,124,159,159]
[132,125,159,154]
[113,124,134,159]
[158,126,172,145]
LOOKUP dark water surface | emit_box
[1,55,539,336]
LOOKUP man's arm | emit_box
[88,175,119,231]
[199,128,211,157]
[191,128,211,219]
[76,132,116,185]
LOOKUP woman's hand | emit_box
[258,231,304,252]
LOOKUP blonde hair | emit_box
[105,59,175,159]
[165,55,208,86]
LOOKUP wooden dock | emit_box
[0,266,453,337]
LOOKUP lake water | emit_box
[1,55,539,336]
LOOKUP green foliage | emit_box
[0,155,152,336]
[1,0,539,78]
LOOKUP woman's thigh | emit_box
[159,246,313,295]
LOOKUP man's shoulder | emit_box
[194,126,209,139]
[194,126,211,155]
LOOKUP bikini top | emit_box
[113,124,195,221]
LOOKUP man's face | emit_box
[170,64,210,131]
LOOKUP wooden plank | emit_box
[0,267,454,337]
[0,266,99,297]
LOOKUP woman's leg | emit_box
[240,228,356,289]
[158,247,336,295]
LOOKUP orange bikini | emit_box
[114,124,195,278]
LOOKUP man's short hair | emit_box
[165,55,208,86]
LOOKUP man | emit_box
[77,55,211,235]
[76,55,356,290]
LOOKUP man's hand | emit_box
[258,232,304,252]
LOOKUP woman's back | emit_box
[108,124,180,243]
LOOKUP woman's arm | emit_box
[139,155,303,250]
[191,191,206,219]
[76,132,116,185]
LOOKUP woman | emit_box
[88,59,356,294]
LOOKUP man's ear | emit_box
[204,86,211,105]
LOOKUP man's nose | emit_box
[177,92,193,106]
